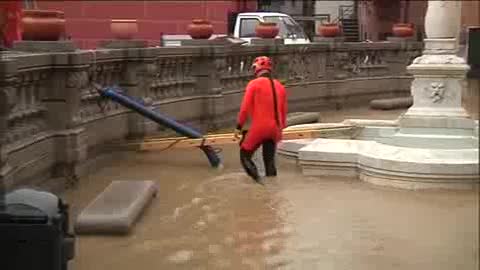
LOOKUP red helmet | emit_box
[252,56,272,75]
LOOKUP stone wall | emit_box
[0,41,422,191]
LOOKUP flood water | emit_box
[63,109,479,270]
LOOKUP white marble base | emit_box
[299,137,479,190]
[277,139,314,159]
[278,119,480,190]
[423,38,458,54]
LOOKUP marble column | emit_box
[399,0,473,131]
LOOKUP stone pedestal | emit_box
[387,37,415,44]
[0,59,16,195]
[314,36,345,43]
[181,39,230,46]
[122,61,147,139]
[42,54,90,184]
[251,38,284,46]
[394,2,475,149]
[52,128,88,180]
[191,53,226,131]
[13,40,77,52]
[98,39,148,49]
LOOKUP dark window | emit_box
[239,18,260,38]
[227,12,239,35]
[23,0,36,9]
[467,27,480,78]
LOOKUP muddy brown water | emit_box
[63,108,479,270]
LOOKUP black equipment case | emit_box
[0,188,75,270]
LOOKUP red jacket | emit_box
[237,76,287,142]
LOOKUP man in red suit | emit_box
[1,1,22,48]
[234,56,288,183]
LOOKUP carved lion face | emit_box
[429,82,445,102]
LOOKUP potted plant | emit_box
[22,9,66,41]
[255,22,279,39]
[318,22,341,37]
[392,23,414,38]
[110,19,138,40]
[187,19,214,39]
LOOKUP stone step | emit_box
[297,138,479,190]
[390,133,479,149]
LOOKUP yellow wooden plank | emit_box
[130,126,356,151]
[142,125,353,142]
[138,129,320,151]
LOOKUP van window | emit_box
[264,16,307,39]
[240,18,260,38]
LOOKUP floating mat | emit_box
[370,96,413,110]
[74,180,158,235]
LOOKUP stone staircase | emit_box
[336,4,359,42]
[341,18,359,42]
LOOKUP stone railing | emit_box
[0,41,422,191]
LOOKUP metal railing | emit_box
[332,4,356,25]
[339,4,355,20]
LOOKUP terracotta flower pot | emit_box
[22,9,66,41]
[392,23,414,37]
[110,19,138,40]
[318,23,341,37]
[255,22,279,39]
[187,19,213,39]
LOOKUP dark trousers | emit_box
[239,131,277,180]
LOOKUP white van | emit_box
[233,12,311,45]
[162,12,311,46]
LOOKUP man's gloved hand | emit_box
[233,128,242,140]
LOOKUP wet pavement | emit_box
[63,108,479,270]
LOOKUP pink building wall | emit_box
[35,0,257,49]
[359,0,478,42]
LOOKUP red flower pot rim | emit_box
[321,22,339,26]
[191,19,211,24]
[23,9,64,18]
[394,23,414,27]
[111,19,137,23]
[258,22,277,26]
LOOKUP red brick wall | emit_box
[462,0,480,27]
[35,0,256,49]
[358,0,402,41]
[360,0,480,42]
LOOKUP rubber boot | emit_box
[262,140,277,177]
[240,149,262,184]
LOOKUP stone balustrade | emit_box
[0,41,422,191]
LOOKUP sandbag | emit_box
[286,112,321,126]
[370,97,413,110]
